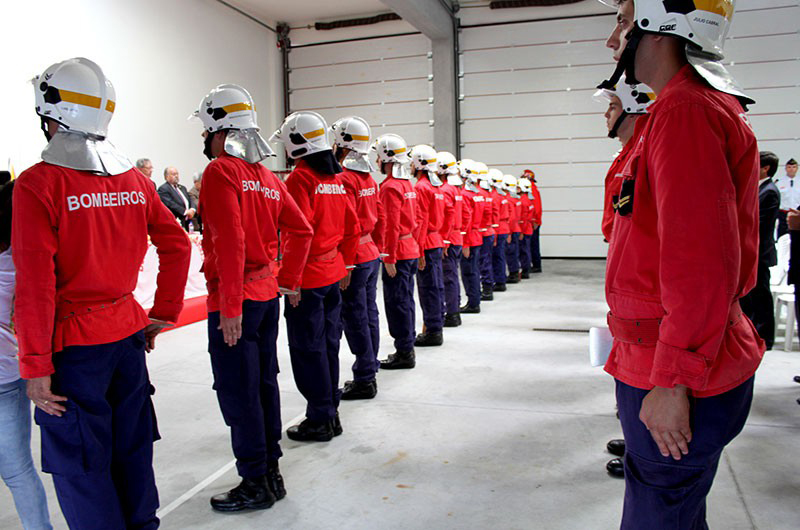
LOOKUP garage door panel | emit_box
[463,138,616,166]
[538,235,608,258]
[483,162,619,187]
[461,90,598,119]
[543,211,604,234]
[460,17,613,51]
[461,114,608,143]
[729,6,799,38]
[371,124,433,147]
[463,63,614,96]
[747,87,800,114]
[462,41,610,73]
[291,78,429,109]
[291,56,430,89]
[725,34,799,63]
[726,61,799,90]
[749,114,800,139]
[289,34,429,68]
[540,187,603,212]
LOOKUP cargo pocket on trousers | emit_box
[35,405,87,476]
[148,383,161,442]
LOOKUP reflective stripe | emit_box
[222,102,252,113]
[351,134,370,141]
[58,89,102,109]
[105,100,116,112]
[304,128,326,139]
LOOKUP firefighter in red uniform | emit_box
[412,145,447,347]
[437,151,464,327]
[16,57,191,529]
[192,85,313,512]
[525,170,543,273]
[331,116,385,400]
[476,163,496,299]
[599,1,763,527]
[504,175,523,284]
[459,160,485,314]
[517,176,535,279]
[375,134,420,370]
[489,169,511,292]
[271,111,360,442]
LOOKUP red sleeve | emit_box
[373,193,385,252]
[381,187,401,264]
[472,197,483,233]
[533,188,543,225]
[201,161,246,318]
[12,175,58,378]
[440,190,455,243]
[414,186,430,254]
[276,180,313,290]
[492,195,500,227]
[146,183,192,322]
[648,104,748,390]
[340,198,360,267]
[461,193,473,236]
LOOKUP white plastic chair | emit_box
[775,293,796,352]
[771,234,795,351]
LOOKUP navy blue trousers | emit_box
[480,235,495,288]
[506,234,521,274]
[531,227,542,270]
[36,331,159,530]
[492,234,509,286]
[443,245,462,315]
[616,377,754,530]
[417,248,445,333]
[209,299,282,479]
[285,283,343,423]
[382,259,417,352]
[460,245,482,308]
[520,234,532,273]
[341,259,381,382]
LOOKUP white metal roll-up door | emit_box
[458,0,800,258]
[288,33,434,152]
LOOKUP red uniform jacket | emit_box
[379,177,419,264]
[492,189,511,234]
[531,183,543,227]
[414,176,446,251]
[461,187,485,247]
[340,168,384,264]
[12,163,191,378]
[480,188,494,237]
[510,196,522,234]
[520,194,534,236]
[440,183,463,247]
[602,141,635,242]
[284,159,360,289]
[604,65,763,397]
[201,154,313,318]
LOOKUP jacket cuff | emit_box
[221,296,244,319]
[277,273,300,292]
[148,303,183,324]
[20,354,55,379]
[650,340,711,390]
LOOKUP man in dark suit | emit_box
[741,151,781,349]
[157,166,197,231]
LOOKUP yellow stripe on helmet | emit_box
[58,89,102,109]
[105,100,116,113]
[351,134,370,142]
[694,0,733,20]
[222,102,253,113]
[304,128,326,139]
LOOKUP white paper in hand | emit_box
[589,326,614,367]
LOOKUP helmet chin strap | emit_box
[598,25,645,91]
[608,112,629,139]
[203,131,217,161]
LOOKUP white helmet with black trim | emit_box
[437,151,461,186]
[593,81,656,138]
[270,111,331,159]
[489,168,505,190]
[410,144,442,186]
[331,116,374,172]
[503,174,518,193]
[372,133,411,179]
[474,162,491,190]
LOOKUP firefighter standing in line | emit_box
[489,168,511,292]
[518,176,535,279]
[459,160,485,314]
[600,0,763,526]
[476,163,496,300]
[271,111,360,442]
[412,145,448,348]
[438,151,465,328]
[17,57,191,529]
[193,84,314,512]
[332,116,385,400]
[525,169,543,273]
[505,175,523,284]
[376,134,420,370]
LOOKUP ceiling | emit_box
[224,0,392,25]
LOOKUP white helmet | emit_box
[518,177,532,193]
[34,57,116,139]
[474,162,491,190]
[489,168,505,189]
[193,84,259,133]
[270,111,331,159]
[331,116,371,154]
[436,151,458,175]
[593,82,655,115]
[410,144,442,186]
[503,174,518,192]
[373,133,411,179]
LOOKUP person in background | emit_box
[518,176,535,279]
[787,208,800,403]
[774,158,799,237]
[524,169,543,273]
[158,166,197,231]
[136,158,157,189]
[188,173,203,233]
[0,181,53,530]
[437,151,465,328]
[505,175,522,284]
[741,151,780,350]
[458,160,484,315]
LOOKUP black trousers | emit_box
[741,263,775,349]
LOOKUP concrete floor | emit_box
[2,260,799,529]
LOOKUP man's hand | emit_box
[144,319,172,352]
[186,208,196,220]
[519,233,524,241]
[463,246,471,259]
[788,209,800,231]
[340,271,352,291]
[287,292,302,308]
[27,376,68,417]
[219,313,243,347]
[385,262,397,278]
[640,385,692,460]
[418,255,427,271]
[507,234,512,244]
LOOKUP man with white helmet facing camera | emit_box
[16,57,191,529]
[331,116,385,400]
[411,145,448,348]
[375,134,420,370]
[271,111,360,443]
[438,151,465,327]
[193,85,313,512]
[600,1,763,527]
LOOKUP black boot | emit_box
[210,476,276,512]
[414,331,443,347]
[332,412,343,437]
[606,458,624,478]
[380,350,416,370]
[520,270,530,279]
[459,304,480,314]
[606,439,625,457]
[443,313,462,327]
[266,463,286,501]
[286,418,334,442]
[481,285,494,301]
[493,283,507,292]
[507,272,520,284]
[341,380,377,400]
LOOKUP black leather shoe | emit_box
[520,270,530,279]
[794,375,800,384]
[531,267,542,273]
[332,412,343,436]
[481,285,494,300]
[606,458,624,478]
[493,283,507,292]
[266,464,286,501]
[286,418,334,442]
[460,304,480,314]
[341,380,377,400]
[415,332,443,347]
[506,272,520,284]
[210,476,276,512]
[443,313,462,327]
[606,439,625,457]
[380,351,416,370]
[481,292,494,301]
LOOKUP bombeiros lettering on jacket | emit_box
[434,193,444,201]
[242,180,281,200]
[473,195,484,202]
[358,187,377,198]
[316,183,347,195]
[404,191,417,200]
[455,195,463,202]
[66,191,147,212]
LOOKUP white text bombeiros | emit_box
[242,180,281,200]
[67,191,147,211]
[316,183,346,195]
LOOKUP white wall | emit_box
[0,0,283,185]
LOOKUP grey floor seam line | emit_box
[365,398,620,417]
[723,451,758,530]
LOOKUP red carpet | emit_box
[164,295,208,332]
